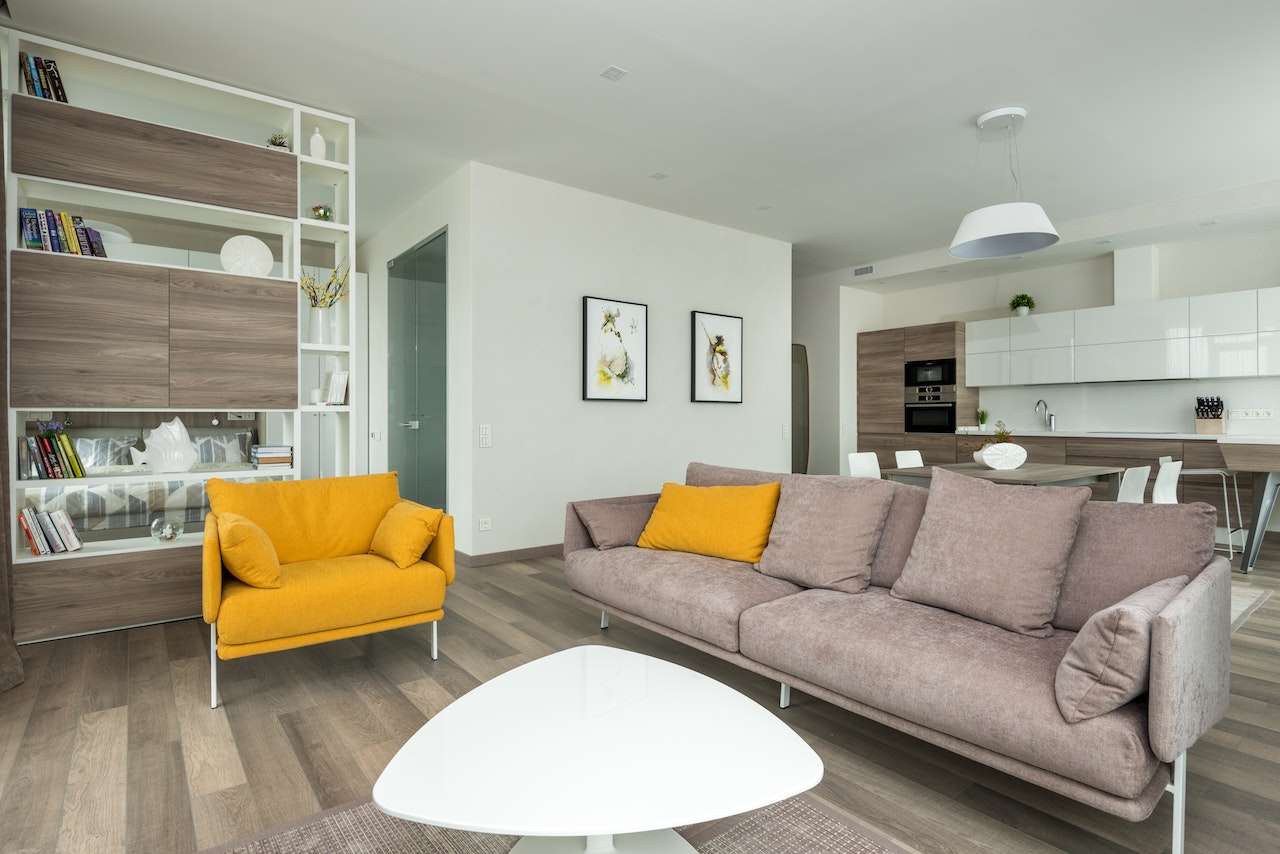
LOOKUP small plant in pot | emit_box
[1009,293,1036,316]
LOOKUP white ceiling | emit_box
[12,1,1280,287]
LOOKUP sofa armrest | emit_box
[202,512,224,624]
[426,512,456,585]
[563,493,661,557]
[1148,555,1232,762]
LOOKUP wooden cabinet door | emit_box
[170,271,298,409]
[857,328,904,434]
[903,321,962,361]
[10,253,170,407]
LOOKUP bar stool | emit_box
[1158,455,1244,557]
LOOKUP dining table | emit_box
[882,462,1126,498]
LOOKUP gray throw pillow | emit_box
[758,475,895,592]
[576,501,657,550]
[890,467,1091,637]
[1055,575,1189,723]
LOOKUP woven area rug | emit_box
[1231,583,1273,633]
[200,792,916,854]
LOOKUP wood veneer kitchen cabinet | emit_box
[857,328,904,434]
[10,97,297,218]
[170,271,297,409]
[9,252,170,407]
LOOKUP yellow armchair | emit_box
[202,472,454,707]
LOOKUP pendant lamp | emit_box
[949,106,1059,259]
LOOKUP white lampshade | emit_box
[949,201,1059,259]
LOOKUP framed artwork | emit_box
[691,311,743,403]
[583,296,647,401]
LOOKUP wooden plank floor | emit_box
[1,544,1278,854]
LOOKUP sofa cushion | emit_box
[868,482,930,589]
[370,500,444,569]
[1056,575,1189,723]
[564,546,802,652]
[1054,501,1216,631]
[576,500,657,549]
[739,587,1160,799]
[890,467,1090,637]
[208,473,401,563]
[217,512,282,589]
[216,553,448,646]
[637,482,781,564]
[758,475,895,593]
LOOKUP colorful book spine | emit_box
[37,512,67,553]
[43,211,62,253]
[17,51,36,96]
[43,58,68,102]
[51,510,83,551]
[27,53,44,98]
[19,208,44,249]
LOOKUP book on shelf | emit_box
[323,370,350,405]
[36,511,67,553]
[51,510,83,551]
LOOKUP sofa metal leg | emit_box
[1166,751,1186,854]
[209,623,218,710]
[431,620,439,661]
[600,611,609,630]
[780,683,791,709]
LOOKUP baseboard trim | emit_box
[456,543,563,568]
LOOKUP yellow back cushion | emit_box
[207,473,401,563]
[637,481,781,563]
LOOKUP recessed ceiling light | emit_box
[600,65,628,81]
[649,172,667,180]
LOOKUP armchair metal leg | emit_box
[209,623,218,709]
[431,620,439,661]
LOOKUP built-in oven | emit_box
[904,358,956,387]
[904,385,957,433]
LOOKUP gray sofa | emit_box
[563,462,1231,854]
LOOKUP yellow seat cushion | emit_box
[216,553,448,646]
[370,501,445,568]
[207,473,401,563]
[217,512,282,588]
[637,481,781,563]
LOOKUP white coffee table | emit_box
[374,645,823,853]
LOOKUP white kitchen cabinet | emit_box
[965,351,1010,386]
[1190,333,1258,378]
[1189,290,1257,337]
[1074,339,1189,382]
[1010,310,1073,351]
[1075,298,1189,346]
[1009,347,1073,385]
[1258,287,1280,332]
[965,317,1010,354]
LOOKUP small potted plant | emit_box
[1009,293,1036,316]
[266,131,290,151]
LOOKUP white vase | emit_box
[1015,305,1030,317]
[310,306,332,344]
[309,127,326,160]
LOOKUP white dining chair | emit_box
[1160,455,1245,556]
[895,449,924,468]
[848,451,882,479]
[1151,459,1182,504]
[1116,465,1150,503]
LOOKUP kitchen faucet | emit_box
[1035,399,1055,431]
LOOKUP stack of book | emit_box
[19,208,108,257]
[17,51,69,102]
[251,445,294,470]
[17,507,83,555]
[18,432,87,480]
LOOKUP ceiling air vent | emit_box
[852,264,875,278]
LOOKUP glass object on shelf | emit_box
[150,516,185,542]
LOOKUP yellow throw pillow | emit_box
[217,512,282,589]
[637,481,781,563]
[370,501,444,568]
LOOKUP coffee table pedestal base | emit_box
[511,828,696,854]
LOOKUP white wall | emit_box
[362,163,793,557]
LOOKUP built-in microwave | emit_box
[904,359,956,387]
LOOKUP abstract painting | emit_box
[691,311,743,403]
[583,296,647,401]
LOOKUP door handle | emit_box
[398,420,421,430]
